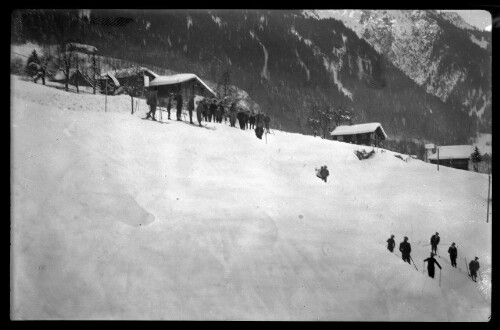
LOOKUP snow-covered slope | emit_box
[11,76,491,320]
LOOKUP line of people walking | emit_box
[145,89,273,139]
[386,233,480,282]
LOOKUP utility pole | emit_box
[487,175,491,223]
[437,147,439,171]
[105,77,108,112]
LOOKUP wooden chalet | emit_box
[428,145,492,173]
[330,123,387,147]
[146,73,217,104]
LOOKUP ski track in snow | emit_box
[10,75,491,320]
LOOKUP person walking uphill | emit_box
[399,236,412,264]
[195,98,204,127]
[175,92,183,121]
[264,114,271,133]
[145,88,158,121]
[423,252,442,278]
[387,235,395,252]
[448,243,458,268]
[469,257,480,282]
[430,232,440,256]
[187,95,195,124]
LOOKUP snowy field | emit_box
[11,75,491,320]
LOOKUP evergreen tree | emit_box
[25,50,40,78]
[471,146,483,172]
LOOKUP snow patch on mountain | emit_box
[295,49,310,81]
[211,15,222,27]
[249,31,270,80]
[469,34,488,49]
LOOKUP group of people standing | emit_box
[145,89,272,140]
[386,232,481,282]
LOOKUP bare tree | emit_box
[122,67,145,114]
[56,42,76,92]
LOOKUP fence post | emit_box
[487,175,491,223]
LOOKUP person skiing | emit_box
[430,232,440,256]
[264,114,271,133]
[237,111,246,130]
[145,87,158,121]
[166,93,173,120]
[469,257,480,282]
[387,235,395,252]
[195,98,204,126]
[229,101,238,127]
[320,165,329,182]
[255,112,265,139]
[187,95,195,124]
[243,111,250,129]
[216,100,224,123]
[448,242,458,268]
[175,92,183,121]
[423,252,442,278]
[209,99,217,122]
[249,113,256,129]
[399,236,412,265]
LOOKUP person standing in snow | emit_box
[387,235,395,252]
[320,165,329,182]
[237,111,246,130]
[187,95,195,124]
[254,112,265,139]
[423,252,442,278]
[166,93,173,120]
[249,113,256,129]
[195,98,204,127]
[229,102,238,127]
[209,99,217,122]
[145,88,158,121]
[399,236,412,265]
[264,114,271,133]
[448,243,458,268]
[430,232,440,256]
[175,92,183,121]
[469,257,480,282]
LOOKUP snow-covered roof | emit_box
[330,123,387,139]
[109,67,159,79]
[100,73,120,87]
[149,73,216,96]
[67,43,98,53]
[428,145,473,160]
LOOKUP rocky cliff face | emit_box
[303,10,491,131]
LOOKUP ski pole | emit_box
[410,255,418,271]
[439,268,442,287]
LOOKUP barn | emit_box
[330,123,387,147]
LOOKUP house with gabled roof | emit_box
[330,123,387,147]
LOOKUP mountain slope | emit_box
[303,10,491,132]
[11,75,491,320]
